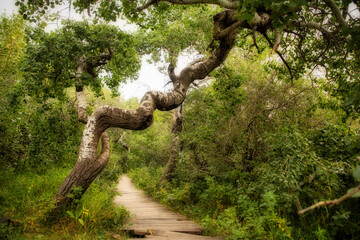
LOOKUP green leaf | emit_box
[66,210,75,218]
[75,209,83,219]
[239,12,254,22]
[289,1,297,8]
[78,219,84,226]
[347,187,360,198]
[353,165,360,180]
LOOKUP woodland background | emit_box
[1,0,360,239]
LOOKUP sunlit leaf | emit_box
[353,166,360,180]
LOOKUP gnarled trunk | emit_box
[52,10,269,213]
[51,58,112,212]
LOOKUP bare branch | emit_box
[322,0,348,28]
[114,131,130,151]
[298,185,360,215]
[213,20,244,39]
[262,32,294,80]
[271,28,281,54]
[137,0,159,12]
[68,0,72,19]
[75,59,88,124]
[296,21,334,39]
[251,26,260,53]
[160,0,238,9]
[168,62,178,83]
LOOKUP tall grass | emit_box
[0,150,129,239]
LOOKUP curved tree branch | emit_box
[271,28,282,54]
[52,56,113,212]
[136,0,239,11]
[161,0,238,10]
[322,0,348,28]
[137,0,159,12]
[298,184,360,215]
[168,62,178,83]
[262,32,294,80]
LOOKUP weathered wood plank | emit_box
[114,175,223,239]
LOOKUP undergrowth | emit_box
[128,55,360,240]
[0,151,128,240]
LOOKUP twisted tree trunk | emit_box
[52,58,111,212]
[52,10,269,212]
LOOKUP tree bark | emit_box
[159,105,183,183]
[51,58,111,213]
[157,59,184,184]
[52,9,270,213]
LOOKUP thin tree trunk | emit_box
[113,130,130,152]
[160,105,183,183]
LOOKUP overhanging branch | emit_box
[161,0,238,9]
[298,184,360,215]
[168,62,178,83]
[262,32,294,80]
[322,0,348,28]
[295,21,335,41]
[137,0,159,12]
[271,28,281,54]
[137,0,239,11]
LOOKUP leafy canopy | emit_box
[14,0,360,115]
[21,20,141,100]
[0,14,25,98]
[135,4,217,66]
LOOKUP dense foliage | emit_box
[129,51,360,239]
[0,15,132,239]
[20,20,140,101]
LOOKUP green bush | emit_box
[0,98,83,173]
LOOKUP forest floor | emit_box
[114,175,223,240]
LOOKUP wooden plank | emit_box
[114,175,223,240]
[130,229,224,239]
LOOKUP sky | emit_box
[0,0,190,100]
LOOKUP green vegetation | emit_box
[0,88,130,239]
[1,0,360,239]
[128,51,360,239]
[0,15,131,239]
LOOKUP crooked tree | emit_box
[54,9,255,209]
[21,20,141,210]
[16,0,359,211]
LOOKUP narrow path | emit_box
[114,174,223,240]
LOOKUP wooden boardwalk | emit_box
[114,175,223,240]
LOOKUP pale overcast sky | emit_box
[0,0,192,100]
